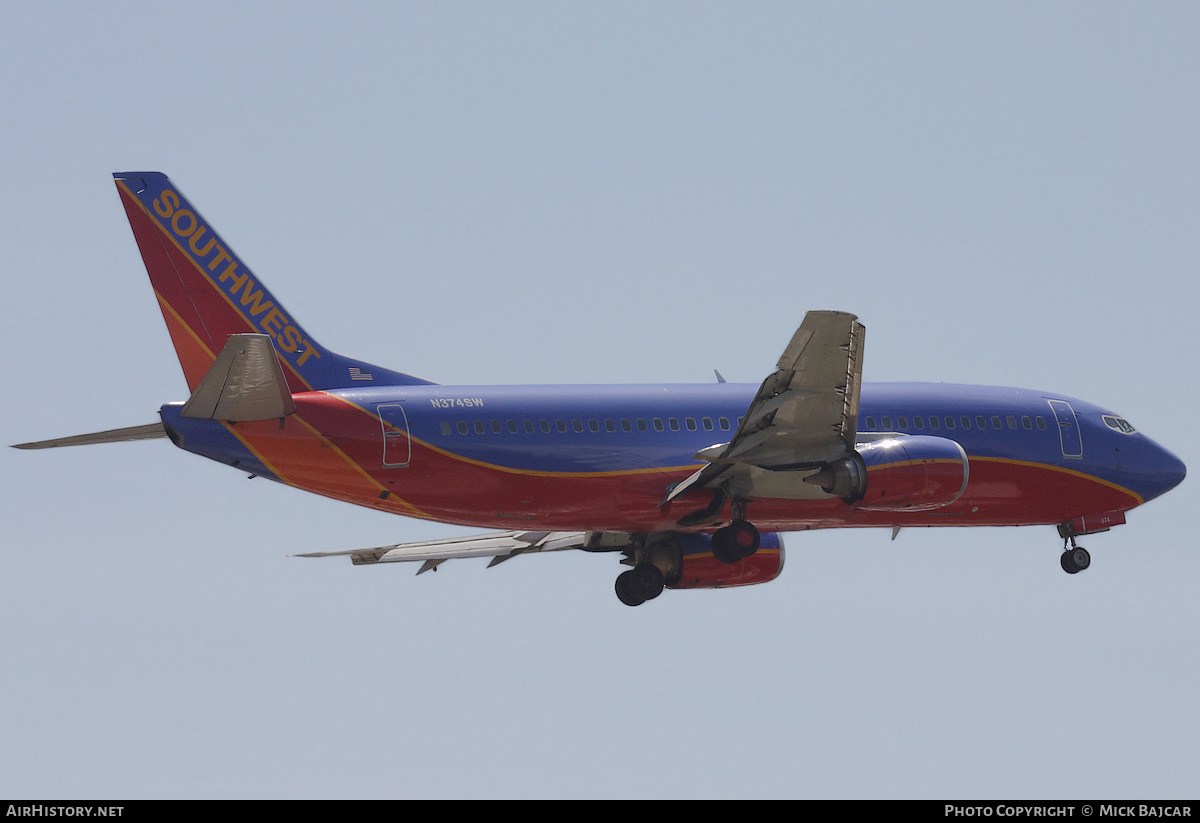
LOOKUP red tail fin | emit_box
[114,172,433,392]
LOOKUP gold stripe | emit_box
[969,455,1143,505]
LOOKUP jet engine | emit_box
[805,435,969,512]
[665,532,785,590]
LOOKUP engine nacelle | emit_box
[804,436,969,511]
[853,435,969,511]
[665,532,785,590]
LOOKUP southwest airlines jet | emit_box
[13,173,1187,606]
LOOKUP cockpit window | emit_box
[1103,415,1137,434]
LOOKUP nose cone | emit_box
[1147,448,1185,499]
[1142,440,1186,503]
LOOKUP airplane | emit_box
[12,172,1187,606]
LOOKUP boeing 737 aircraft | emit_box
[13,172,1187,605]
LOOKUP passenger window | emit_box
[702,417,713,431]
[638,419,649,432]
[556,420,567,433]
[1006,415,1017,430]
[588,419,600,433]
[865,416,876,430]
[898,416,909,429]
[944,416,955,430]
[541,420,552,433]
[605,419,616,433]
[474,420,486,435]
[669,418,680,431]
[457,421,469,435]
[491,420,503,434]
[507,419,519,434]
[914,416,924,430]
[524,420,536,433]
[685,418,697,431]
[929,416,940,430]
[1036,417,1047,430]
[621,419,632,432]
[960,416,971,429]
[573,419,584,433]
[653,419,664,432]
[976,416,987,429]
[1021,416,1032,430]
[440,421,452,436]
[991,416,1002,430]
[719,417,730,430]
[882,416,893,429]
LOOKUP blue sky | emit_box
[2,2,1198,798]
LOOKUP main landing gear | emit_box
[711,519,760,564]
[615,563,665,607]
[710,500,760,565]
[614,508,763,606]
[614,535,681,607]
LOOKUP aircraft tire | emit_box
[1060,552,1080,574]
[1070,546,1091,571]
[1060,546,1090,574]
[615,570,646,606]
[729,520,760,558]
[711,528,742,564]
[633,563,665,601]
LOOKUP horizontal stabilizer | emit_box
[181,334,296,421]
[12,422,167,450]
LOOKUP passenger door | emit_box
[1047,400,1083,459]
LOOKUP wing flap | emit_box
[293,530,591,574]
[710,311,864,468]
[668,311,865,517]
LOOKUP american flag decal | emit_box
[349,367,373,382]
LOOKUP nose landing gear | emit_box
[1060,545,1091,574]
[1060,539,1091,575]
[1057,518,1101,575]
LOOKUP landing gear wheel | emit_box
[615,563,665,606]
[615,571,643,606]
[1071,546,1091,571]
[1060,546,1091,574]
[712,520,761,564]
[711,529,740,564]
[632,563,664,601]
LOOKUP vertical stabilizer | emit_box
[114,172,434,392]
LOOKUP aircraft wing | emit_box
[293,530,593,574]
[667,310,865,506]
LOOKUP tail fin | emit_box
[114,172,434,393]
